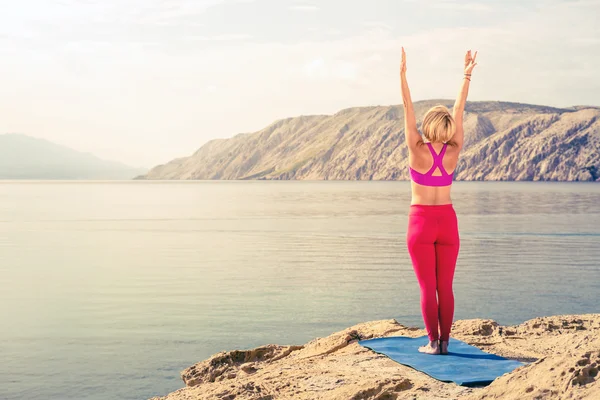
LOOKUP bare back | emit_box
[408,142,460,205]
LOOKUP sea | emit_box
[1,181,599,400]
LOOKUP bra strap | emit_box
[426,142,449,176]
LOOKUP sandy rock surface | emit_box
[149,314,600,400]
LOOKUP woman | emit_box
[400,48,477,355]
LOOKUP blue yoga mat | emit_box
[358,335,527,386]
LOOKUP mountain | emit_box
[139,100,600,181]
[0,134,146,180]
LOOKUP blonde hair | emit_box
[421,105,456,144]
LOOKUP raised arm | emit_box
[452,50,477,150]
[400,47,420,149]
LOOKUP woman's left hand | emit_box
[464,49,478,74]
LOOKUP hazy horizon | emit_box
[1,0,598,167]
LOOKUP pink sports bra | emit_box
[409,142,454,187]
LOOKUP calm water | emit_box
[1,181,599,400]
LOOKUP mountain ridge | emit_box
[139,100,600,181]
[0,133,146,180]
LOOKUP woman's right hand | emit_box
[464,50,477,74]
[400,47,407,75]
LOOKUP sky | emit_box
[0,0,599,167]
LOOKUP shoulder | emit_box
[445,141,463,155]
[408,138,426,153]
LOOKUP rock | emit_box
[150,314,600,400]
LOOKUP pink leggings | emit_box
[406,204,460,342]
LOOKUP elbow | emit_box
[452,108,464,119]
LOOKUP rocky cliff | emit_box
[149,314,600,400]
[140,100,600,181]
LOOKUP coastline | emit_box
[150,314,600,400]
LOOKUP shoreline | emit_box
[2,179,599,183]
[150,314,600,400]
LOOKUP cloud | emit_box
[290,5,320,11]
[211,33,253,41]
[572,37,600,45]
[361,21,393,31]
[255,0,600,108]
[304,58,326,76]
[300,58,359,81]
[366,53,383,63]
[423,0,493,11]
[337,61,358,81]
[306,27,342,35]
[186,33,252,41]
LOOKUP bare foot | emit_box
[418,340,440,354]
[440,340,449,355]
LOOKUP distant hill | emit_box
[139,100,600,181]
[0,134,146,180]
